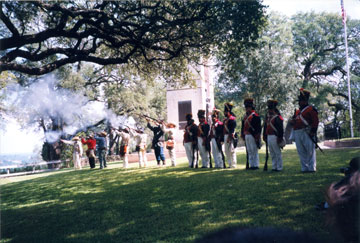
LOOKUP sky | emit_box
[1,0,359,155]
[0,119,44,155]
[263,0,360,19]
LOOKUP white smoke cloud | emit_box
[44,130,63,143]
[1,75,130,144]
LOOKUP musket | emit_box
[207,138,213,168]
[139,114,167,126]
[245,140,249,170]
[133,112,159,124]
[195,145,199,168]
[264,141,269,171]
[191,143,195,168]
[263,114,269,171]
[143,114,160,122]
[208,148,213,168]
[124,125,143,134]
[112,127,128,133]
[205,103,212,168]
[70,118,106,139]
[306,132,324,154]
[216,140,226,168]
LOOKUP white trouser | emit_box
[294,129,316,172]
[73,153,82,169]
[184,142,194,167]
[211,138,223,168]
[167,149,176,166]
[245,134,259,168]
[224,134,236,168]
[122,153,129,168]
[267,135,283,171]
[138,148,147,167]
[198,137,209,168]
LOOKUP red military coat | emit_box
[81,138,96,150]
[293,105,319,134]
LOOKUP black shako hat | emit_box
[224,102,234,112]
[212,108,220,118]
[197,109,205,119]
[244,98,254,108]
[185,113,193,121]
[267,99,278,109]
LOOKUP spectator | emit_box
[95,131,108,169]
[81,134,96,169]
[60,136,83,170]
[325,157,360,243]
[316,157,360,211]
[146,118,166,166]
[163,122,177,167]
[196,226,325,243]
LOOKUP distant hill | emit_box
[0,153,42,166]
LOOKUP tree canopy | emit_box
[215,11,360,137]
[0,0,266,76]
[216,13,298,118]
[291,12,360,135]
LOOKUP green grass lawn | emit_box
[1,146,359,243]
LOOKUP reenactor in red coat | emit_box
[210,109,225,168]
[241,98,262,169]
[183,113,199,168]
[263,100,285,171]
[81,134,96,169]
[290,88,319,172]
[197,110,210,168]
[223,102,237,168]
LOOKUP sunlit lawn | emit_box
[1,146,359,243]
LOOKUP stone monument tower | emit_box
[166,61,215,151]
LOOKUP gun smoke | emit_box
[2,75,133,144]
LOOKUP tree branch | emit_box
[0,1,266,76]
[336,92,359,110]
[310,66,345,79]
[0,2,20,37]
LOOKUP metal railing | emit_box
[0,160,63,177]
